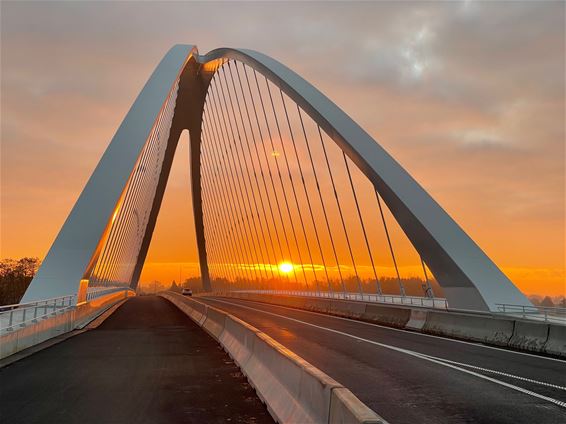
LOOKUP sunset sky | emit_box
[1,1,564,296]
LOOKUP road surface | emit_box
[199,296,566,424]
[0,296,272,424]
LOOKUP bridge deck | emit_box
[0,296,272,424]
[199,296,566,424]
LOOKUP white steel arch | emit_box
[22,44,532,312]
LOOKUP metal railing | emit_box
[0,295,76,333]
[0,287,132,333]
[86,286,130,301]
[494,303,566,323]
[231,289,449,310]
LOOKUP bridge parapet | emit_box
[212,291,566,358]
[0,288,134,360]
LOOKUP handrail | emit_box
[494,303,566,323]
[0,287,133,333]
[0,295,76,333]
[229,289,449,310]
[0,294,76,312]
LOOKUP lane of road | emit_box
[0,296,273,424]
[199,296,566,424]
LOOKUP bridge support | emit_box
[22,44,531,312]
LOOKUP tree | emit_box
[540,296,555,308]
[0,257,41,305]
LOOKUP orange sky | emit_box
[1,1,564,297]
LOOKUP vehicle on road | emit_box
[182,288,192,296]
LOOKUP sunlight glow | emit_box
[278,262,294,274]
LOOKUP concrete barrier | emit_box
[362,303,411,328]
[330,388,386,424]
[331,299,366,319]
[161,292,387,424]
[232,292,407,328]
[0,309,75,359]
[189,299,208,325]
[219,315,258,369]
[405,310,428,330]
[544,324,566,357]
[508,320,549,352]
[244,331,331,423]
[0,290,133,360]
[202,306,226,339]
[221,292,411,328]
[423,311,514,346]
[304,297,333,313]
[215,293,566,357]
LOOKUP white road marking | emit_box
[209,296,566,364]
[418,353,566,391]
[205,297,566,409]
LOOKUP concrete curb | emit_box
[215,292,565,358]
[161,292,387,424]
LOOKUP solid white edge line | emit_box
[204,297,566,409]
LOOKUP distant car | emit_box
[182,288,193,296]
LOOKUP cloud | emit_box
[1,1,563,295]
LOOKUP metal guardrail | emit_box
[494,303,566,323]
[0,295,76,333]
[85,286,130,301]
[0,287,132,333]
[232,289,449,310]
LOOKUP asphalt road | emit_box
[0,296,272,424]
[199,296,566,424]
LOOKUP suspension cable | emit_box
[296,106,331,294]
[278,90,320,293]
[211,76,261,285]
[375,190,405,296]
[203,105,246,284]
[224,62,276,281]
[317,126,363,296]
[218,65,270,283]
[240,64,288,281]
[232,61,281,284]
[207,82,256,284]
[343,152,383,295]
[421,257,434,298]
[202,114,240,283]
[251,69,300,287]
[264,78,309,289]
[298,116,344,294]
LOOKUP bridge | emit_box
[1,45,564,423]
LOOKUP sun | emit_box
[278,262,294,274]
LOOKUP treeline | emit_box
[209,275,444,298]
[138,277,204,295]
[529,295,566,308]
[0,257,41,305]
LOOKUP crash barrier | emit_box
[215,292,565,358]
[0,289,134,360]
[161,292,387,424]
